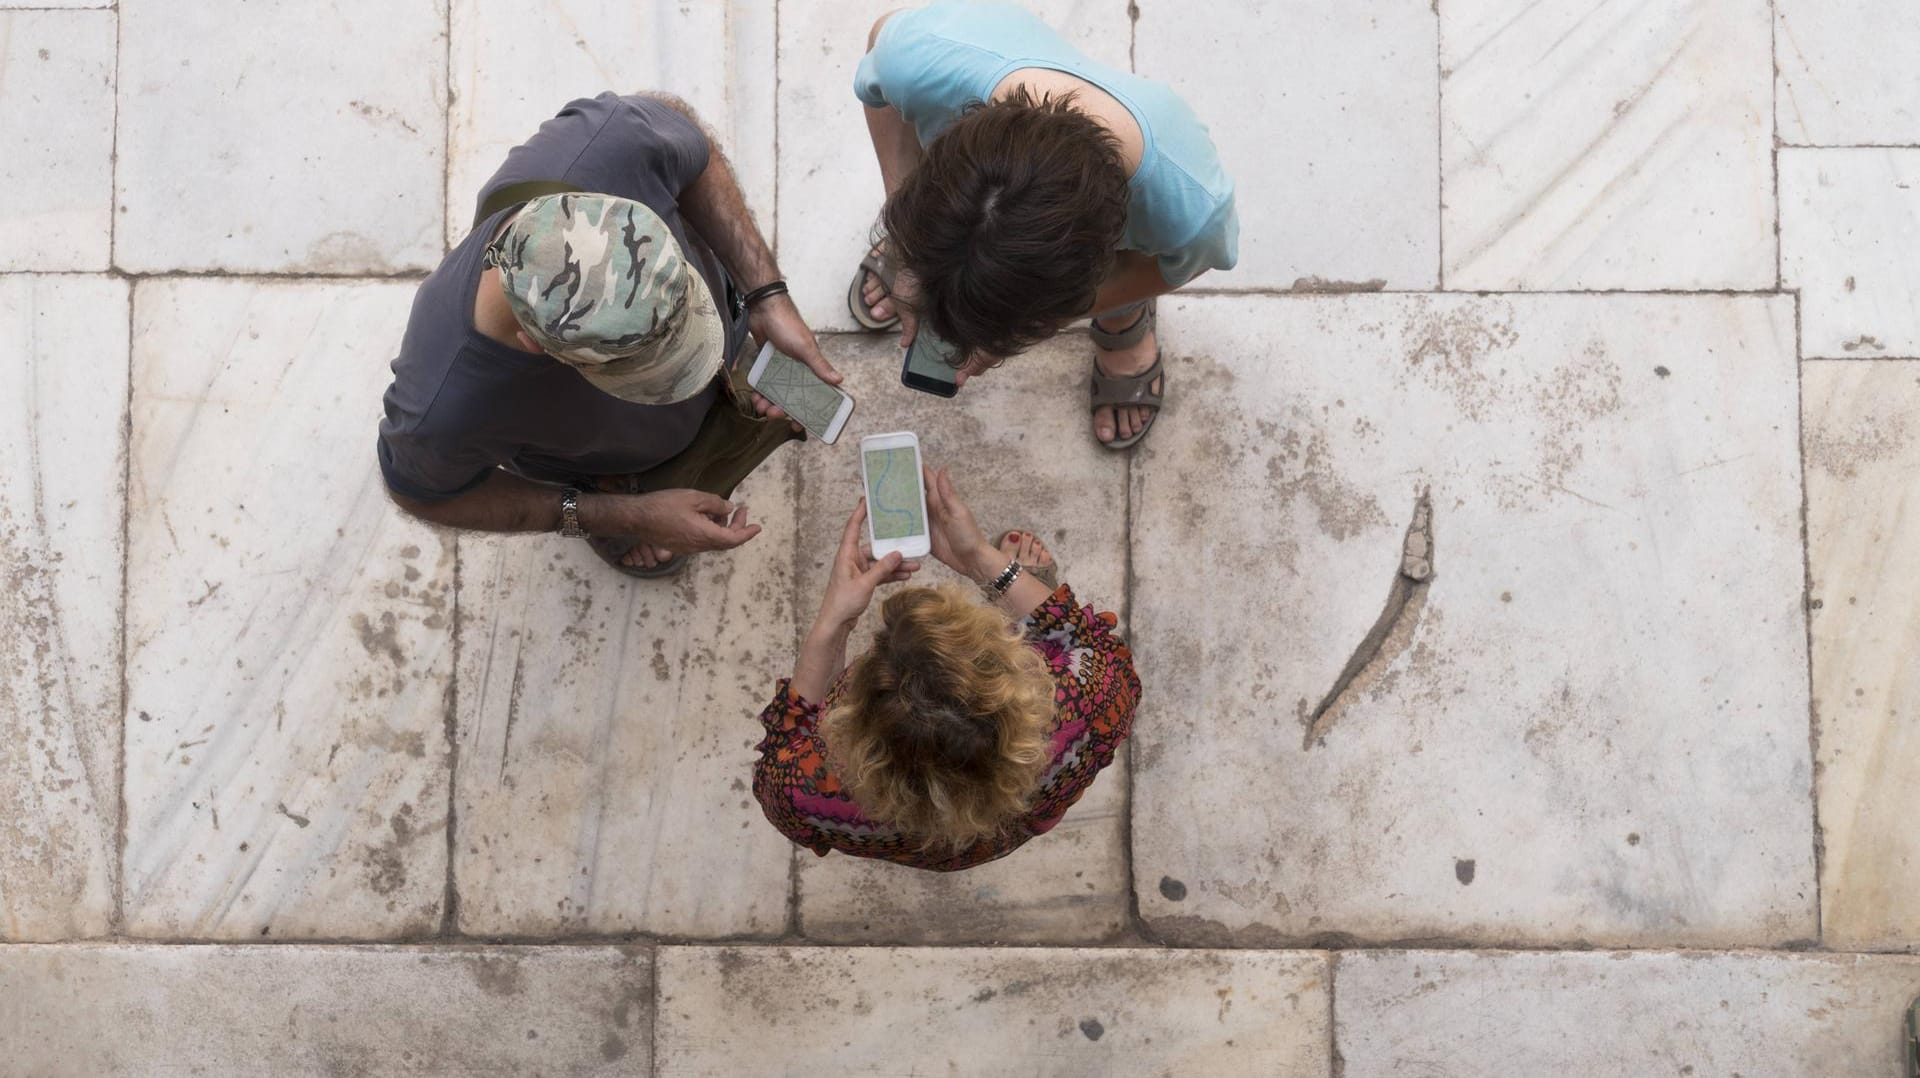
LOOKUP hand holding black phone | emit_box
[900,329,961,398]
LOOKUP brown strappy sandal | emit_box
[1088,299,1165,451]
[847,243,902,332]
[584,536,687,579]
[579,474,689,579]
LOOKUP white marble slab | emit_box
[1804,361,1920,951]
[0,11,115,271]
[1777,0,1920,146]
[1782,149,1920,360]
[124,279,453,939]
[657,946,1329,1076]
[1337,950,1920,1077]
[776,0,1132,332]
[788,334,1131,944]
[1134,1,1438,291]
[453,461,797,939]
[1441,0,1774,289]
[0,276,126,941]
[446,0,775,248]
[1132,294,1812,947]
[0,0,106,6]
[115,0,446,274]
[0,944,652,1074]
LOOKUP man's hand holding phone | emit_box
[749,292,840,386]
[578,489,761,558]
[748,342,857,443]
[745,292,840,427]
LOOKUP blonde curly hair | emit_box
[822,584,1057,852]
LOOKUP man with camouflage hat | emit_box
[378,91,836,575]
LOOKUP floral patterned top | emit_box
[753,584,1140,872]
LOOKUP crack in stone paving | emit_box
[1302,490,1434,750]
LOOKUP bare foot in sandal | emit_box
[850,243,921,339]
[859,245,898,326]
[622,542,678,571]
[997,530,1058,589]
[1091,312,1162,445]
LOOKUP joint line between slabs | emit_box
[1434,0,1445,291]
[441,0,454,257]
[1771,0,1783,291]
[115,254,133,934]
[1791,290,1824,945]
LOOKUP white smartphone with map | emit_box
[747,342,856,444]
[859,431,931,560]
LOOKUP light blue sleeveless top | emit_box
[854,0,1238,287]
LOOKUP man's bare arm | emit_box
[388,470,569,533]
[646,92,841,386]
[387,472,760,553]
[647,92,779,292]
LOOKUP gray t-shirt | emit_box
[378,93,745,500]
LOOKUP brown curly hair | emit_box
[881,87,1130,363]
[821,584,1056,852]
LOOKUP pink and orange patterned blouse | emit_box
[752,584,1141,872]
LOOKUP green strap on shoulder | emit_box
[472,180,585,230]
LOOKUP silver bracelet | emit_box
[557,488,588,539]
[985,558,1022,598]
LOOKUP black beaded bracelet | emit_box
[739,280,790,309]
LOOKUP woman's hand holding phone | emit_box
[923,465,1001,582]
[815,499,921,634]
[793,499,919,702]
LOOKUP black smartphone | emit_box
[900,329,962,398]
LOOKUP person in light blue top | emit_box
[848,1,1238,450]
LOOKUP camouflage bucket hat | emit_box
[487,192,723,405]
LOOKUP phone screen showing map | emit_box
[755,349,848,439]
[863,447,926,541]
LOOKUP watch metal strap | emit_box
[558,488,586,538]
[986,558,1022,597]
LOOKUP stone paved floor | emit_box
[3,1,1918,1075]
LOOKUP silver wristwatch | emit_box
[557,488,588,538]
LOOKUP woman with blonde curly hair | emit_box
[753,466,1139,871]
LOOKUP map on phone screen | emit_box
[864,447,925,540]
[757,350,845,436]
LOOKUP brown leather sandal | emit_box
[1089,299,1165,451]
[584,536,688,579]
[848,244,902,332]
[578,473,689,579]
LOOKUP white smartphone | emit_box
[859,431,932,560]
[746,341,856,444]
